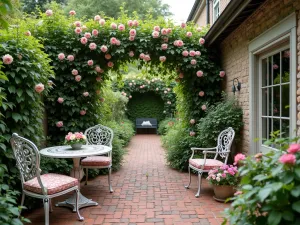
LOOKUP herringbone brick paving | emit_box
[26,135,229,225]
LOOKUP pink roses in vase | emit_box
[65,132,86,149]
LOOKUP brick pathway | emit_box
[26,135,229,225]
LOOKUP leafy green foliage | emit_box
[157,117,176,135]
[224,136,300,225]
[0,0,13,29]
[21,0,66,14]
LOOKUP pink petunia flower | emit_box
[199,91,205,97]
[67,55,74,61]
[92,29,99,36]
[279,154,296,165]
[75,75,81,82]
[57,97,64,103]
[58,53,65,60]
[199,38,205,45]
[72,69,78,76]
[45,9,53,16]
[35,83,44,93]
[2,54,13,64]
[94,15,101,21]
[118,24,125,31]
[89,43,97,50]
[100,45,108,53]
[197,70,203,77]
[87,60,93,66]
[69,10,76,16]
[80,37,88,45]
[99,19,105,26]
[287,143,300,154]
[220,71,226,77]
[56,121,63,128]
[234,153,246,165]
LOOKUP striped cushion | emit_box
[189,159,223,170]
[81,156,111,166]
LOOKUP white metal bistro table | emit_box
[40,145,111,211]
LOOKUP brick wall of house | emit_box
[220,0,300,153]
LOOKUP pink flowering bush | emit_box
[64,132,86,145]
[207,165,239,186]
[224,133,300,225]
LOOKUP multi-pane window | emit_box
[261,48,290,146]
[213,0,220,23]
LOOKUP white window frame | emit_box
[249,13,297,155]
[213,0,220,23]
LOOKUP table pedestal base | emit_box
[56,192,98,212]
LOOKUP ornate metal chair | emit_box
[185,127,235,197]
[10,133,84,225]
[80,124,114,192]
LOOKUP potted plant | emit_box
[207,164,239,202]
[65,132,87,150]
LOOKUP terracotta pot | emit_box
[213,185,235,202]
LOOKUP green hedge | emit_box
[157,117,176,135]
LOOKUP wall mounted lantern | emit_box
[232,78,241,95]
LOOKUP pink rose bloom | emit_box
[182,50,189,57]
[74,27,82,34]
[190,131,195,136]
[105,54,112,60]
[197,27,202,32]
[57,97,64,103]
[80,37,88,45]
[107,61,114,67]
[133,20,139,26]
[143,55,151,62]
[25,31,31,36]
[190,119,195,124]
[99,69,104,73]
[100,45,108,53]
[234,153,246,165]
[179,73,184,78]
[201,105,207,111]
[84,32,91,39]
[189,50,196,57]
[173,40,179,46]
[56,121,63,128]
[191,59,197,65]
[139,53,145,59]
[69,10,76,15]
[129,96,132,99]
[167,28,172,34]
[35,83,44,93]
[89,43,97,50]
[197,70,203,77]
[199,91,205,97]
[83,92,89,97]
[129,29,136,36]
[196,51,201,56]
[161,28,168,35]
[2,54,13,65]
[67,55,74,61]
[75,75,81,82]
[45,9,53,16]
[159,56,166,62]
[94,15,101,21]
[219,71,226,77]
[152,31,160,38]
[127,20,133,27]
[199,38,205,45]
[116,40,121,46]
[74,21,81,27]
[96,76,102,82]
[99,19,105,26]
[129,51,134,57]
[110,37,117,45]
[153,26,160,31]
[221,173,227,178]
[92,29,99,36]
[87,60,93,66]
[177,40,184,47]
[111,23,117,29]
[161,44,168,50]
[163,37,168,42]
[186,31,192,37]
[80,110,86,116]
[118,24,125,31]
[181,22,186,28]
[287,143,300,154]
[58,53,65,60]
[72,69,78,76]
[129,36,135,41]
[279,154,296,165]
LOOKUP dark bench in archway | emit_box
[136,118,157,134]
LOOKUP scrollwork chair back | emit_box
[84,124,113,148]
[216,127,235,163]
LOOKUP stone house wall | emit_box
[219,0,300,153]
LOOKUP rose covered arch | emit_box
[23,6,225,143]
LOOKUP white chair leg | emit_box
[49,199,53,212]
[108,167,113,193]
[19,192,25,217]
[185,166,191,189]
[75,189,84,221]
[85,168,88,185]
[195,172,203,198]
[43,198,50,225]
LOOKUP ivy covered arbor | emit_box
[15,4,225,144]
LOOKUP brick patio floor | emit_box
[26,135,229,225]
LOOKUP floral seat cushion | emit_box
[23,173,78,195]
[81,156,111,166]
[189,159,224,170]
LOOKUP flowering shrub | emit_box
[64,132,87,145]
[207,165,239,186]
[224,135,300,225]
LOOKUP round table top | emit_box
[40,145,111,159]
